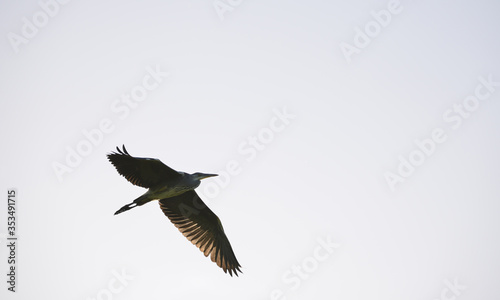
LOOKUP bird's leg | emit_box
[114,194,152,215]
[114,202,138,215]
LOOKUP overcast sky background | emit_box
[1,0,500,299]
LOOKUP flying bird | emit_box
[107,145,241,276]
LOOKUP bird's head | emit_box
[191,172,218,181]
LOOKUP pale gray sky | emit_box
[1,0,500,299]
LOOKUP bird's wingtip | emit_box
[227,265,242,277]
[122,144,129,155]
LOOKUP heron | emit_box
[107,145,241,276]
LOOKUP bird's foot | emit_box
[114,202,137,215]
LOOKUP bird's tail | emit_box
[114,194,150,215]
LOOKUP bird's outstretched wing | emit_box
[159,191,242,276]
[107,145,181,188]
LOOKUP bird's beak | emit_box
[200,173,218,180]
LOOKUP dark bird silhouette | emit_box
[107,145,241,276]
